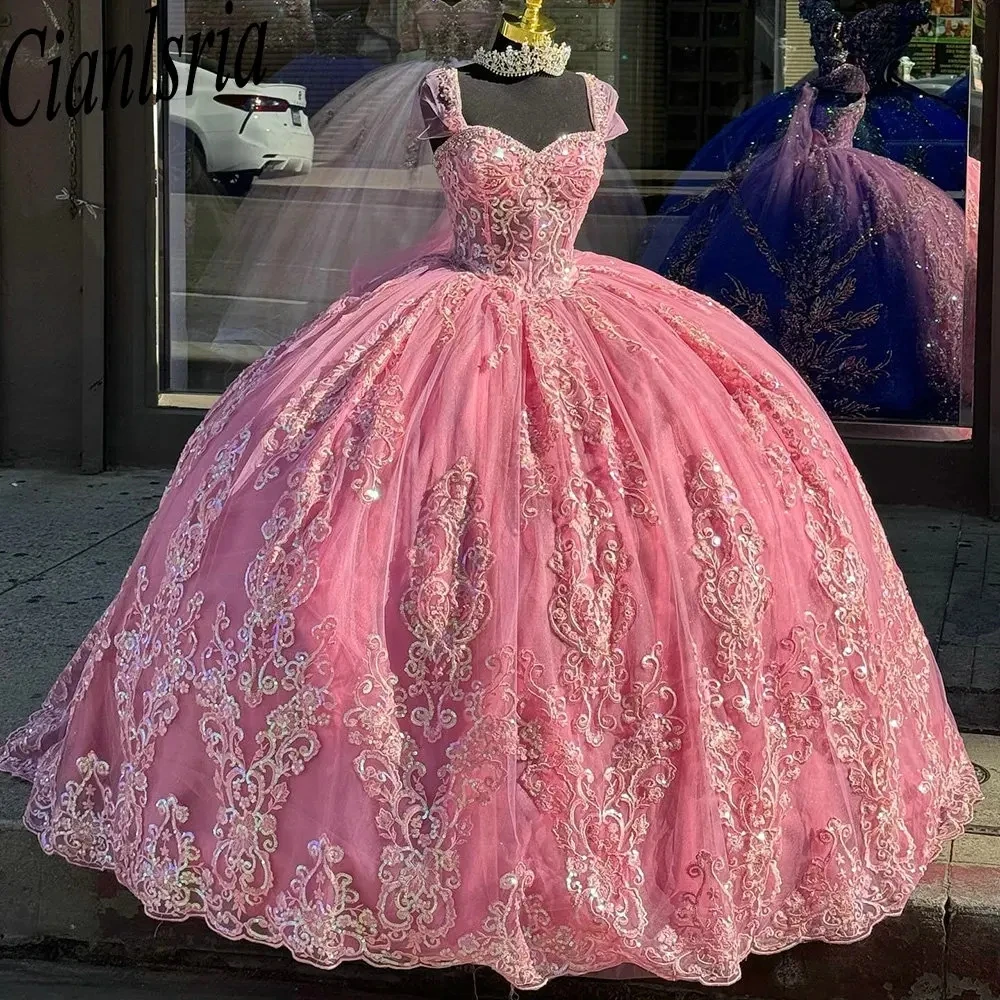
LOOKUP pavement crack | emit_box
[0,510,156,599]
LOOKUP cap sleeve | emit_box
[418,68,464,140]
[586,75,628,141]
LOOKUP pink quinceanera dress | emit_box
[0,67,980,988]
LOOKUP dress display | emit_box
[203,0,645,354]
[1,65,979,989]
[648,66,966,422]
[640,0,966,268]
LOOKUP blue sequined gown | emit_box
[652,66,965,422]
[943,72,970,117]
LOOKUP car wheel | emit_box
[214,171,257,198]
[167,124,212,194]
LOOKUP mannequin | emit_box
[430,2,593,152]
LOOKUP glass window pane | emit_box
[156,0,979,431]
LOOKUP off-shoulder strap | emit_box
[418,66,467,140]
[583,74,628,142]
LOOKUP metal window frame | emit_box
[104,0,204,467]
[982,0,1000,514]
[80,0,105,473]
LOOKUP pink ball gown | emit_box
[0,66,980,988]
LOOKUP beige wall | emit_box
[0,0,83,466]
[784,0,818,83]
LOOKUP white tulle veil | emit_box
[195,1,647,358]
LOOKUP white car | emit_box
[909,73,963,98]
[168,56,314,197]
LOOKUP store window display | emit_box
[640,0,980,427]
[651,60,966,422]
[641,0,968,203]
[161,0,981,441]
[193,0,645,364]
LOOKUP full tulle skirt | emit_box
[200,61,647,354]
[1,254,979,988]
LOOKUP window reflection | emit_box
[158,0,979,433]
[642,0,977,426]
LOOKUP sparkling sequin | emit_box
[657,75,965,423]
[391,0,503,60]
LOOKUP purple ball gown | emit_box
[641,0,970,273]
[655,66,966,422]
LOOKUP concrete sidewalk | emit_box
[1,468,999,1000]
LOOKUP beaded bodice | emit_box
[809,65,869,145]
[800,0,930,86]
[406,0,503,60]
[421,68,625,293]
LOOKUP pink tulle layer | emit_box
[1,251,980,988]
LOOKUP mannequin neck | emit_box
[451,58,591,151]
[490,32,521,53]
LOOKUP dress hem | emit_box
[3,759,982,992]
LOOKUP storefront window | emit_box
[157,0,981,434]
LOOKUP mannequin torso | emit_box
[426,31,593,152]
[449,65,593,151]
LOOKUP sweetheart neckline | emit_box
[432,124,604,159]
[433,66,602,157]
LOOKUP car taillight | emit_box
[213,94,291,113]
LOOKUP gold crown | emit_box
[500,0,557,46]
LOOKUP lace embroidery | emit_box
[517,407,552,524]
[346,372,406,503]
[659,83,964,422]
[400,459,495,742]
[547,476,637,747]
[1,54,980,993]
[586,72,615,137]
[688,453,771,727]
[431,68,608,296]
[263,837,376,964]
[518,642,685,939]
[254,289,453,497]
[344,636,517,949]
